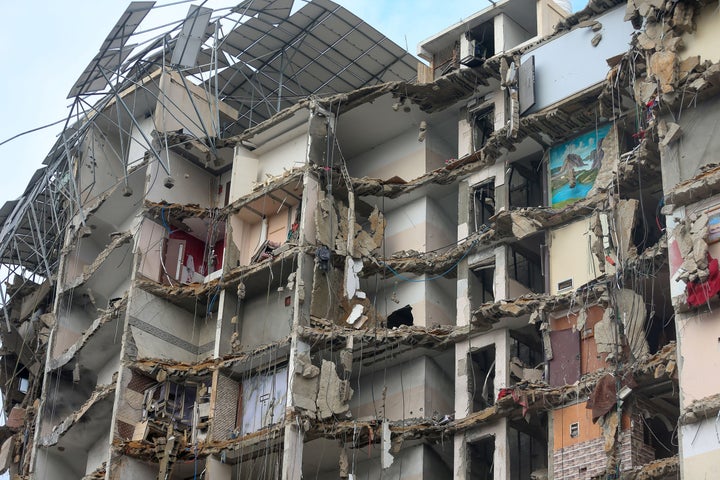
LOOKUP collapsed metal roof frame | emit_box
[0,0,417,328]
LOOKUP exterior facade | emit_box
[0,0,719,479]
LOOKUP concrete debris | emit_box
[679,392,720,425]
[316,360,353,420]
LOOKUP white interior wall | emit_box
[127,115,156,166]
[96,355,120,386]
[522,6,633,113]
[256,128,308,180]
[495,13,533,53]
[145,152,215,207]
[136,218,166,282]
[207,456,232,479]
[77,128,125,205]
[426,196,457,251]
[350,356,453,421]
[426,126,456,171]
[85,433,109,474]
[239,290,293,350]
[52,301,94,358]
[128,289,206,363]
[383,197,428,253]
[34,450,81,480]
[62,237,103,285]
[425,279,457,327]
[230,146,259,201]
[348,129,427,181]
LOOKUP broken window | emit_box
[473,181,496,232]
[468,435,495,479]
[508,156,543,209]
[472,107,495,152]
[468,345,496,411]
[509,326,544,384]
[142,379,211,435]
[508,239,544,294]
[460,22,494,68]
[509,414,548,480]
[470,264,495,307]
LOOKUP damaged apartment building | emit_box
[1,0,720,478]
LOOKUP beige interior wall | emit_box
[136,219,165,282]
[548,217,607,295]
[681,4,720,63]
[349,129,427,181]
[676,308,720,407]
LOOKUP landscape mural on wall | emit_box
[549,124,611,208]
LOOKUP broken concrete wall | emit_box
[350,356,453,422]
[212,373,240,441]
[660,96,720,191]
[680,3,720,65]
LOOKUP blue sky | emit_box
[0,0,587,204]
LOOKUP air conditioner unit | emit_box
[461,37,489,68]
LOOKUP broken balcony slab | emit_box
[130,335,291,380]
[664,163,720,211]
[61,231,133,294]
[134,278,215,313]
[39,381,116,448]
[679,392,720,425]
[48,295,126,371]
[350,86,624,201]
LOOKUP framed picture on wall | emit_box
[548,124,612,209]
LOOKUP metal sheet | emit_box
[548,329,580,387]
[519,55,535,114]
[68,1,155,98]
[171,5,213,68]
